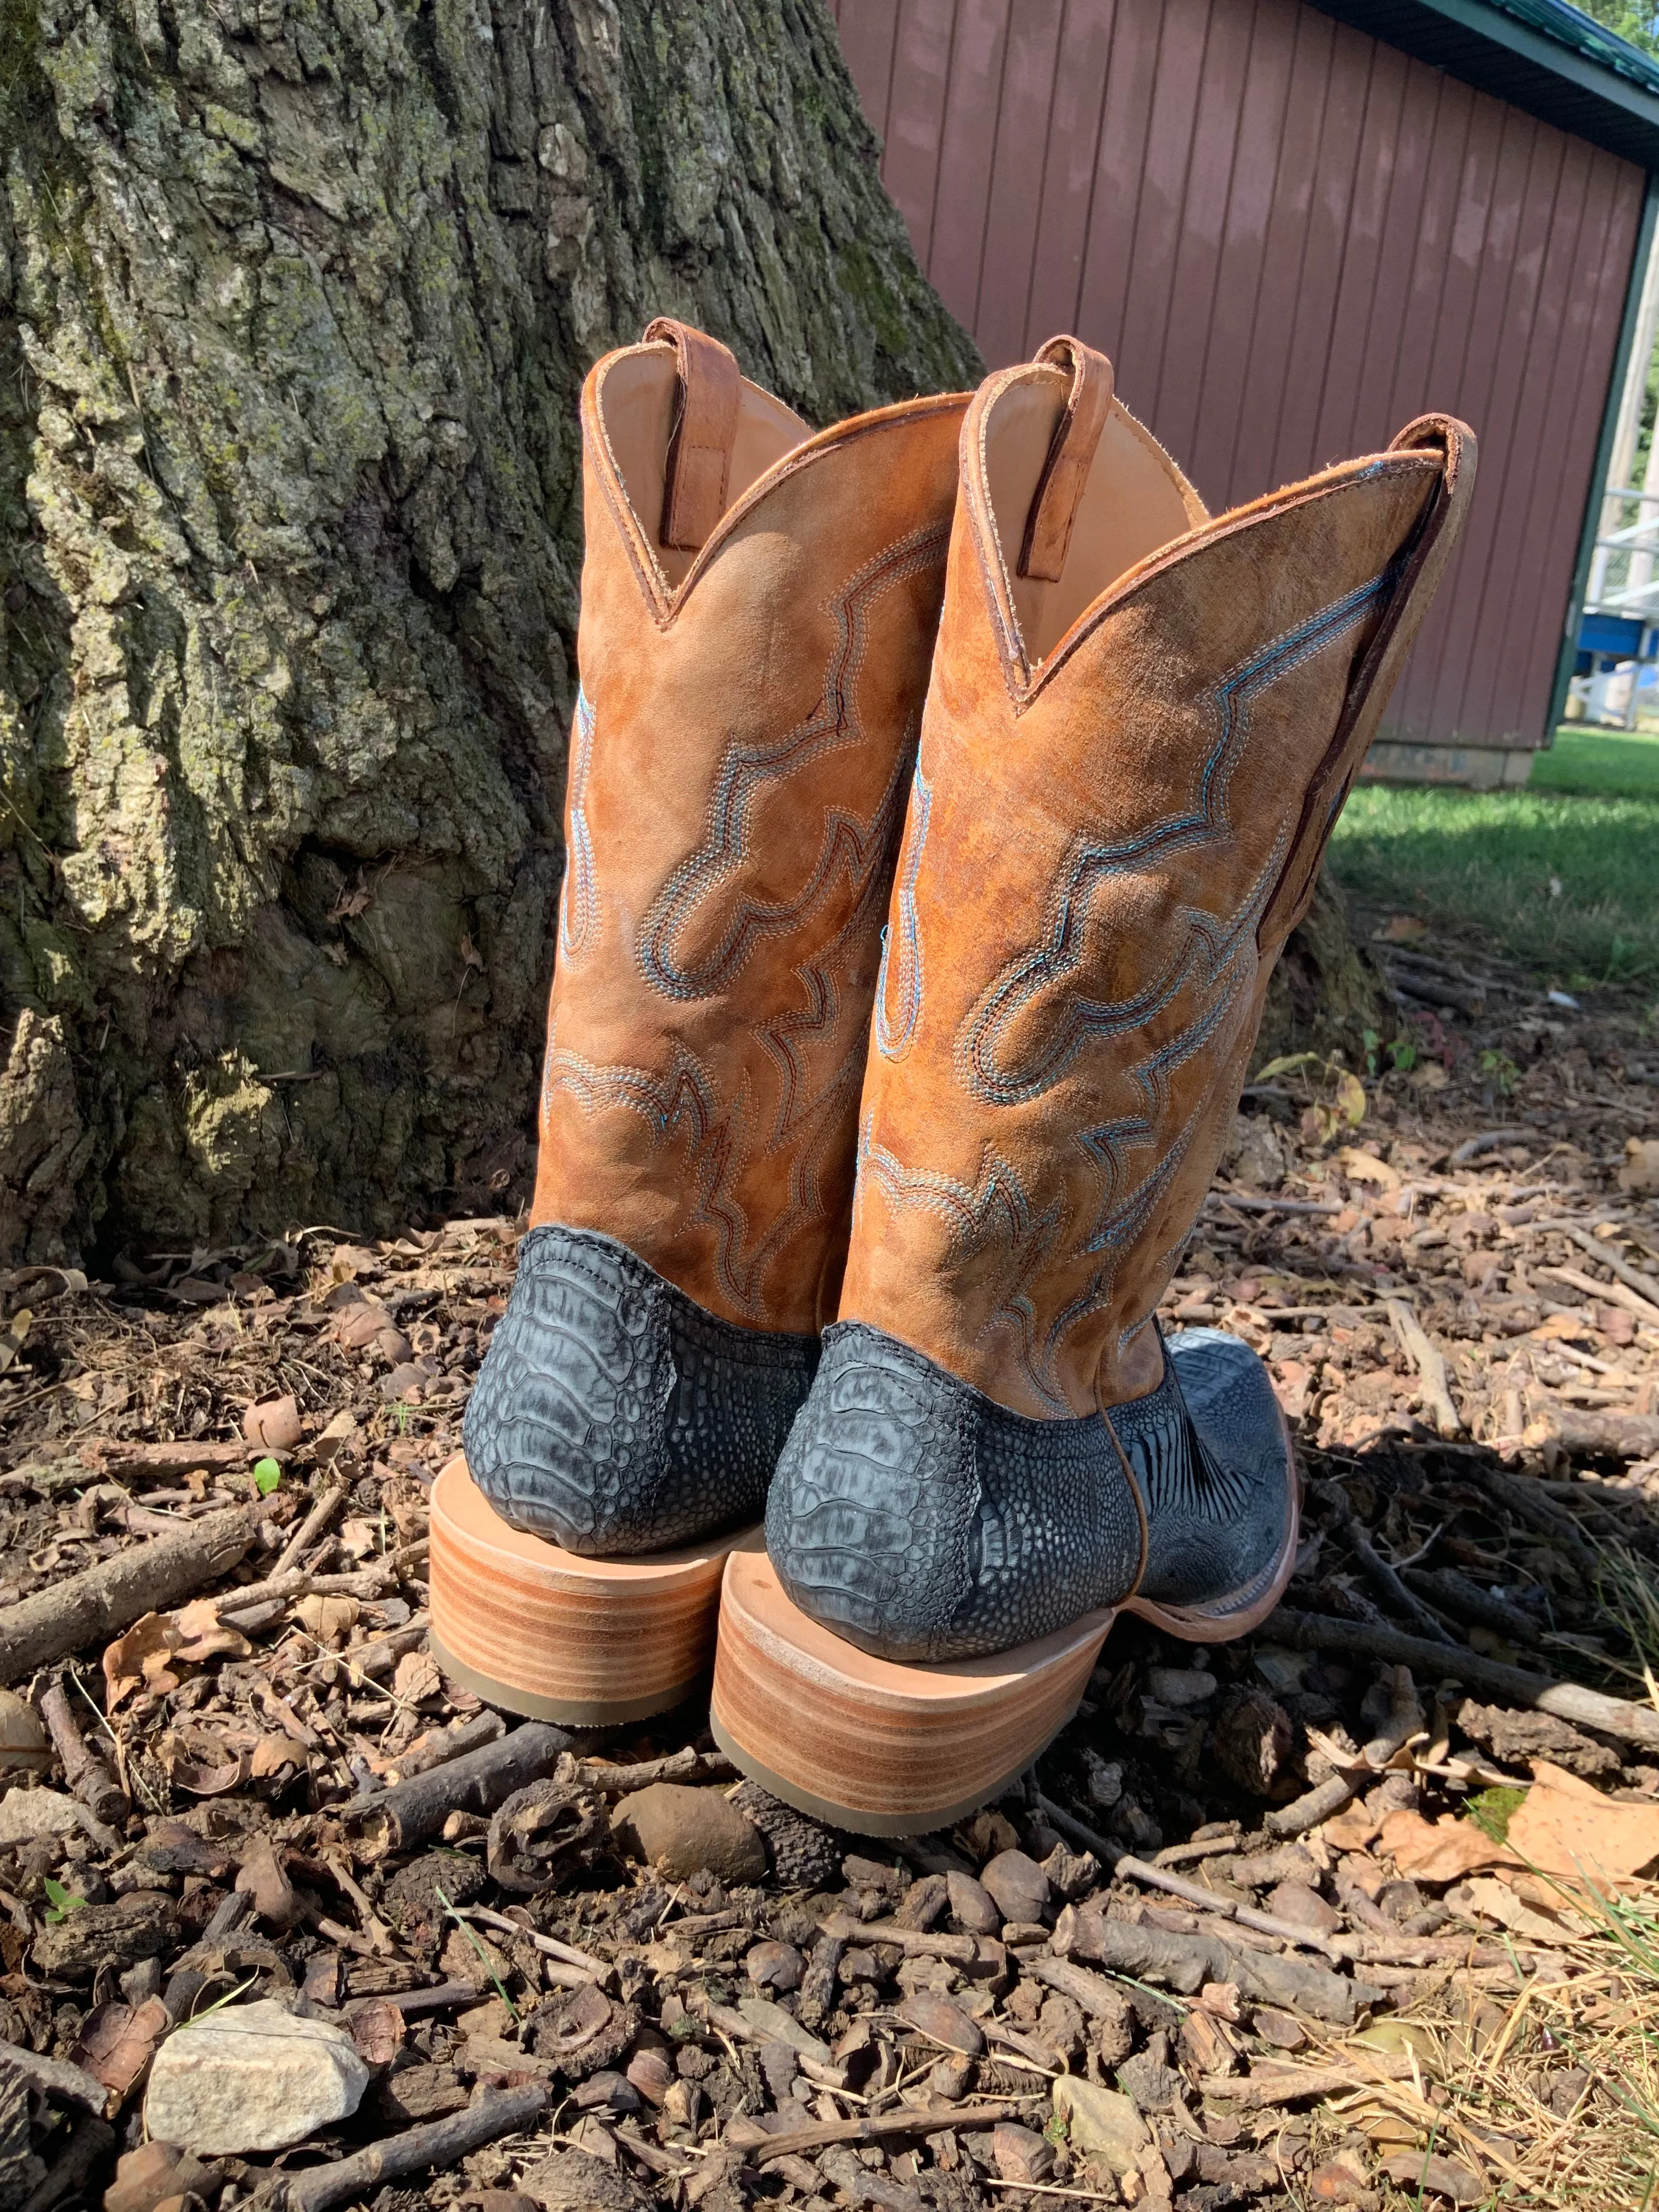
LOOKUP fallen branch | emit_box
[455,1904,608,1980]
[1537,1220,1659,1309]
[1524,1406,1659,1463]
[1384,1299,1462,1437]
[823,1915,979,1965]
[1448,1130,1532,1166]
[1033,1790,1124,1867]
[271,1485,347,1578]
[1400,1566,1541,1646]
[1026,1953,1153,2021]
[268,2083,550,2210]
[1263,1776,1356,1837]
[577,1747,737,1793]
[217,1541,431,1624]
[38,1678,127,1833]
[77,1439,260,1479]
[347,1719,580,1855]
[1324,1495,1455,1645]
[1199,2052,1417,2107]
[1538,1263,1659,1331]
[1477,1469,1599,1575]
[0,1505,255,1683]
[1273,1609,1659,1752]
[1114,1855,1340,1959]
[726,2102,1023,2163]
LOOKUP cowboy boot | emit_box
[434,320,969,1723]
[712,336,1474,1827]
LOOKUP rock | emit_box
[34,1892,177,1981]
[0,1692,50,1774]
[520,2147,653,2211]
[573,2069,641,2114]
[745,1940,805,1991]
[0,1785,85,1844]
[1265,1881,1342,1937]
[978,1850,1051,1926]
[1146,1666,1218,1708]
[946,1869,1001,1934]
[1054,2075,1149,2177]
[899,1993,985,2057]
[735,1996,829,2061]
[992,2123,1056,2185]
[927,2052,976,2101]
[611,1785,766,1884]
[143,1998,370,2153]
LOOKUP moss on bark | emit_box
[0,0,981,1259]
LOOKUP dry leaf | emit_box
[1508,1759,1659,1884]
[235,1836,299,1929]
[249,1733,302,1780]
[0,1690,51,1773]
[156,1734,249,1795]
[1321,1807,1383,1852]
[1379,2152,1483,2204]
[1378,915,1428,943]
[295,1594,360,1646]
[393,1650,442,1705]
[71,1996,169,2098]
[1336,1147,1401,1189]
[0,1308,30,1374]
[103,1603,251,1710]
[1530,1311,1596,1344]
[1457,1875,1581,1944]
[339,1516,380,1560]
[1379,1808,1519,1881]
[313,1410,360,1466]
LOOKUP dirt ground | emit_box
[2,911,1658,2212]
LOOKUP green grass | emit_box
[1532,723,1659,798]
[1330,768,1659,988]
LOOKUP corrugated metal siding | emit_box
[832,0,1646,747]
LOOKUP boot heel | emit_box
[430,1458,752,1727]
[709,1538,1114,1835]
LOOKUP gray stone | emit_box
[0,1786,84,1845]
[611,1785,766,1884]
[143,1998,369,2154]
[979,1849,1051,1927]
[946,1869,1001,1934]
[736,1996,829,2061]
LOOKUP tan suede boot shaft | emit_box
[843,339,1474,1417]
[531,323,969,1335]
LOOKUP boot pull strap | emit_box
[1018,335,1114,583]
[644,317,741,552]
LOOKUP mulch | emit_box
[2,922,1657,2212]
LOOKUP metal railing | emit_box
[1584,482,1659,615]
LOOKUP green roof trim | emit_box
[1486,0,1659,100]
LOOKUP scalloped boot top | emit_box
[435,321,973,1725]
[713,334,1475,1831]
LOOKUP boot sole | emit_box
[709,1535,1115,1835]
[430,1457,753,1727]
[1120,1400,1303,1642]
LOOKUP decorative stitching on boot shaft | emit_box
[874,761,932,1059]
[557,685,598,962]
[635,523,946,1004]
[463,1224,818,1557]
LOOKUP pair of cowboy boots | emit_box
[430,316,1473,1831]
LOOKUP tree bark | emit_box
[0,0,980,1259]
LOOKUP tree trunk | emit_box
[0,0,981,1261]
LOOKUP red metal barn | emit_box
[830,0,1659,781]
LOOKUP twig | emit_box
[1198,2051,1416,2106]
[1032,1790,1124,1867]
[1383,1299,1462,1437]
[272,1485,347,1578]
[1273,1609,1659,1752]
[1533,1220,1659,1308]
[822,1915,979,1963]
[1323,1492,1457,1644]
[1204,1194,1344,1216]
[0,1505,255,1683]
[217,1541,430,1622]
[725,2102,1023,2163]
[347,1720,580,1854]
[268,2084,550,2210]
[37,1678,127,1836]
[435,1886,516,2023]
[1537,1263,1659,1330]
[455,1904,608,1980]
[1114,1855,1341,1959]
